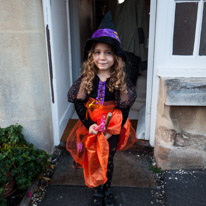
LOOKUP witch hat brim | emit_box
[83,11,126,61]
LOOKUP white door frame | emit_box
[42,0,74,145]
[42,0,58,145]
[145,0,158,146]
[43,0,159,147]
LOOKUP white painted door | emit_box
[42,0,74,146]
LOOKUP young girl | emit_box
[66,12,137,206]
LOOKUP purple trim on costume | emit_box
[96,80,106,105]
[77,142,83,152]
[92,28,121,43]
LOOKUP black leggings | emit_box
[95,135,119,192]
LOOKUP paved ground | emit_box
[38,143,206,206]
[164,170,206,206]
[39,186,162,206]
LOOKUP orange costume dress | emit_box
[66,75,137,188]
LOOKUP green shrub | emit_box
[0,125,50,201]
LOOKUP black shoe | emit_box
[93,188,104,206]
[104,189,115,206]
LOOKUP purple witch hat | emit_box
[83,11,126,60]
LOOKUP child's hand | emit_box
[89,124,112,139]
[89,124,98,135]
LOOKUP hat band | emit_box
[92,29,121,43]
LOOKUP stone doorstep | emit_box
[155,143,206,170]
[155,126,206,170]
[50,144,155,188]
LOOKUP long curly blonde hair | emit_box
[81,43,128,94]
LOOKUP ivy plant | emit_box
[0,125,50,202]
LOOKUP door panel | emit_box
[43,0,74,145]
[145,0,157,145]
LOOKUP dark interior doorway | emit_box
[59,0,153,189]
[79,0,150,117]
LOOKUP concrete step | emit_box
[50,145,155,188]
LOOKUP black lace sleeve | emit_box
[74,100,96,130]
[115,78,137,109]
[67,76,88,103]
[68,76,95,129]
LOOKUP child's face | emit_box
[93,43,114,72]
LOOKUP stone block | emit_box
[170,106,197,121]
[154,144,171,170]
[157,96,164,115]
[0,0,53,153]
[0,33,23,68]
[0,0,44,31]
[0,84,11,120]
[0,33,47,69]
[159,78,167,102]
[162,104,206,137]
[0,70,51,121]
[155,144,205,170]
[174,132,206,150]
[164,78,206,106]
[172,118,206,136]
[156,108,174,131]
[156,126,175,147]
[197,107,206,121]
[155,78,206,169]
[169,148,205,169]
[155,127,206,170]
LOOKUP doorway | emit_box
[43,0,157,146]
[62,0,155,142]
[42,0,158,190]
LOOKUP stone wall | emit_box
[0,0,53,153]
[155,78,206,170]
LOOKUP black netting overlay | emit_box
[67,75,136,129]
[115,78,137,109]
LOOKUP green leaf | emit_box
[0,124,50,192]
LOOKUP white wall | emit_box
[0,0,53,153]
